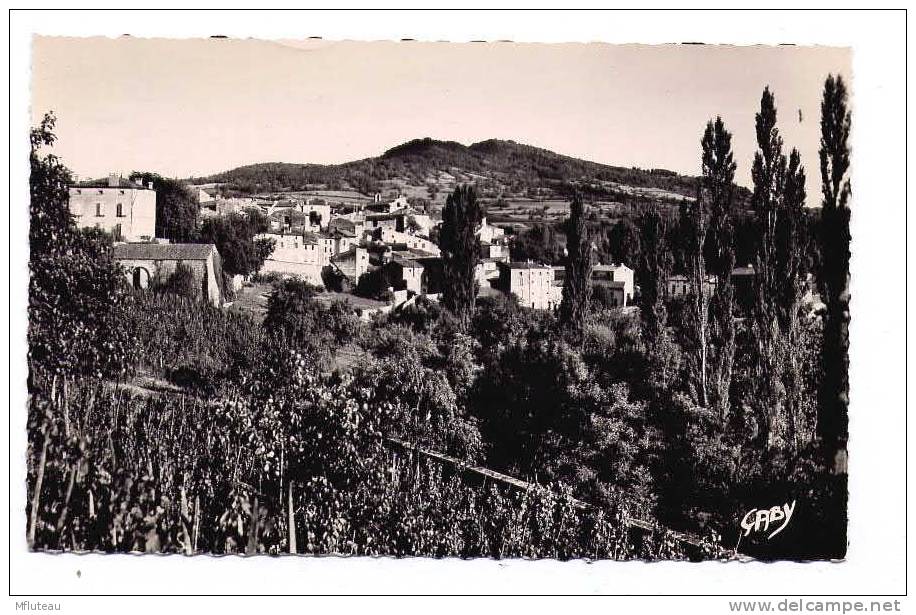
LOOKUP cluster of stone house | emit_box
[68,177,659,316]
[248,189,646,316]
[68,174,225,306]
[251,193,450,292]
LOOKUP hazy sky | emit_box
[32,37,850,197]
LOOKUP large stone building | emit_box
[499,262,563,310]
[254,231,328,285]
[113,242,224,306]
[68,174,156,241]
[257,232,336,267]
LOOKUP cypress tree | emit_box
[440,185,483,329]
[559,193,593,334]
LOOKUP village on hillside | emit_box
[66,172,806,323]
[68,173,640,317]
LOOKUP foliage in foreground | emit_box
[26,365,718,560]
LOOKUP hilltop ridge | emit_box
[196,137,740,208]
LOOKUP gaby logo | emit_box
[741,500,796,540]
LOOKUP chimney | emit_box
[148,181,154,190]
[108,173,119,188]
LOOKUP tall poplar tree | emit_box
[778,149,809,448]
[817,74,852,467]
[750,87,789,448]
[701,117,738,420]
[559,193,593,334]
[440,185,483,329]
[750,87,812,449]
[637,209,676,395]
[682,184,711,407]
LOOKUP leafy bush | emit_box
[155,263,197,299]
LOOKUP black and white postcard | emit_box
[8,7,908,609]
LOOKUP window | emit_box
[116,203,124,217]
[96,203,104,217]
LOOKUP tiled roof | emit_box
[390,256,424,269]
[113,242,216,261]
[391,248,437,258]
[506,261,552,270]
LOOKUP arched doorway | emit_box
[132,267,151,290]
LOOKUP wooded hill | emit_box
[196,138,752,207]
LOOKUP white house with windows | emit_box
[498,262,564,310]
[255,231,340,285]
[68,174,156,241]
